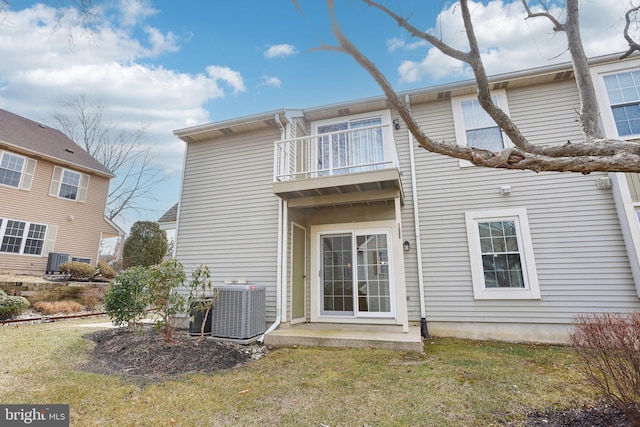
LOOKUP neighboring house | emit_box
[158,203,178,258]
[172,53,640,344]
[0,108,123,274]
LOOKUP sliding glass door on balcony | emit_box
[317,117,384,176]
[320,230,393,318]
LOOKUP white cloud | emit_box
[117,0,157,28]
[397,0,630,84]
[261,75,282,88]
[264,44,297,58]
[0,3,245,179]
[387,37,428,52]
[206,66,246,94]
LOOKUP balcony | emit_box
[273,122,403,207]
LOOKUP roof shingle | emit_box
[0,108,113,177]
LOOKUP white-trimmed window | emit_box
[49,166,89,202]
[602,70,640,137]
[0,218,47,256]
[590,60,640,139]
[452,91,511,166]
[0,151,36,190]
[465,208,540,300]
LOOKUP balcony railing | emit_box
[274,123,399,182]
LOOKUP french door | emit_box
[320,230,393,317]
[316,116,384,175]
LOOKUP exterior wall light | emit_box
[393,119,400,130]
[403,240,410,252]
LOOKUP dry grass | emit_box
[32,300,84,315]
[0,319,597,426]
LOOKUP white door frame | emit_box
[310,219,408,326]
[290,222,307,324]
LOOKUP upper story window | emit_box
[465,208,540,300]
[0,152,25,188]
[603,71,640,137]
[49,166,89,202]
[452,90,511,166]
[591,59,640,139]
[0,218,47,256]
[60,169,81,200]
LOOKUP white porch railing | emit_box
[274,123,399,182]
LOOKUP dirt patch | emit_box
[82,326,267,380]
[520,403,632,426]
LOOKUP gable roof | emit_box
[0,108,114,178]
[158,203,178,224]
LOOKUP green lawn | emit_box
[0,318,596,426]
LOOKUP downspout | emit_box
[259,114,286,342]
[405,94,430,338]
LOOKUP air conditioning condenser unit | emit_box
[210,284,266,343]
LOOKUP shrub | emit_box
[33,301,83,315]
[145,259,186,342]
[187,265,216,345]
[59,261,96,280]
[0,290,29,318]
[569,312,640,426]
[84,286,107,311]
[104,267,149,330]
[96,261,116,280]
[122,221,168,268]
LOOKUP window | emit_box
[49,166,89,202]
[603,70,640,137]
[465,208,540,299]
[452,90,511,166]
[0,152,25,188]
[59,169,81,200]
[0,218,47,256]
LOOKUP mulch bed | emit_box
[520,403,632,426]
[82,326,267,380]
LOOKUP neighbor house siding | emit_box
[0,152,112,273]
[409,78,638,325]
[176,128,281,321]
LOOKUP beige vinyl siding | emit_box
[407,78,639,324]
[0,153,112,273]
[176,128,281,321]
[626,173,640,202]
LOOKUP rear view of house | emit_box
[0,109,123,275]
[172,53,640,346]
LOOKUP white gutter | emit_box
[405,94,430,338]
[259,114,287,342]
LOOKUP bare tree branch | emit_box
[621,5,640,59]
[315,0,640,173]
[52,95,166,222]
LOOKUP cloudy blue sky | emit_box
[0,0,633,231]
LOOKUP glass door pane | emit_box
[321,234,354,315]
[355,233,391,314]
[317,122,348,175]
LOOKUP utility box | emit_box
[46,253,70,274]
[189,299,213,336]
[211,284,266,341]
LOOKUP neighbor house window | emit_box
[59,169,81,200]
[49,166,89,202]
[452,90,511,166]
[465,208,540,299]
[0,152,25,188]
[603,70,640,137]
[0,218,47,256]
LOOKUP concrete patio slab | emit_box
[264,323,423,353]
